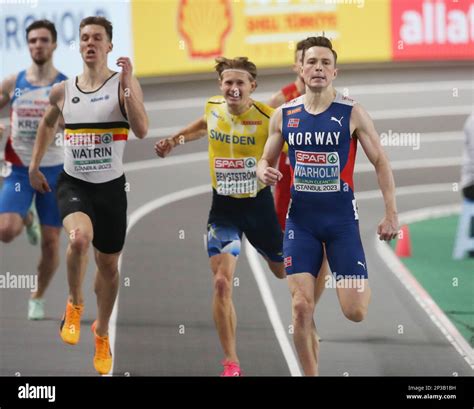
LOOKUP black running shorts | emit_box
[56,171,127,254]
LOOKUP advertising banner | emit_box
[391,0,474,60]
[132,0,391,77]
[0,0,133,79]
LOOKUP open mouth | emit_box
[227,93,241,101]
[86,49,96,56]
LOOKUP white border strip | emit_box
[375,204,474,370]
[245,239,302,376]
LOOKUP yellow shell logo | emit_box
[178,0,232,58]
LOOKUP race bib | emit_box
[12,108,43,142]
[293,150,340,192]
[67,132,114,172]
[214,157,258,196]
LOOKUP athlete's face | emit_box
[79,25,112,65]
[27,28,56,66]
[219,71,256,110]
[301,46,337,90]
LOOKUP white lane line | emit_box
[143,80,474,112]
[123,152,460,175]
[374,204,474,371]
[357,157,460,173]
[244,239,302,376]
[132,121,468,141]
[110,185,211,375]
[123,152,208,172]
[356,183,454,201]
[370,105,472,120]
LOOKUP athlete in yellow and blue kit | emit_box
[155,57,317,376]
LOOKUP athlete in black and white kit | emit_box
[29,16,148,375]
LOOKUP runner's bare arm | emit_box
[123,76,148,139]
[352,103,399,241]
[118,57,148,139]
[257,107,284,185]
[29,82,64,193]
[0,74,16,110]
[155,116,207,158]
[267,90,285,108]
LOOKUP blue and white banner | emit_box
[0,0,133,78]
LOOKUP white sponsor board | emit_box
[0,0,132,78]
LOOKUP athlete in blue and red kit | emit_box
[257,36,399,376]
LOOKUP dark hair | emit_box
[301,36,338,66]
[79,16,113,41]
[215,56,257,80]
[294,39,307,62]
[26,20,57,43]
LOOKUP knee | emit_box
[214,272,232,299]
[97,258,119,281]
[342,304,367,322]
[0,225,19,243]
[293,297,314,327]
[69,228,92,254]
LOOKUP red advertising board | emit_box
[392,0,474,60]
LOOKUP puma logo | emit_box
[331,116,343,127]
[357,261,366,270]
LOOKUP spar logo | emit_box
[101,133,112,144]
[245,158,256,168]
[215,158,245,169]
[287,118,300,128]
[295,151,336,164]
[178,0,232,58]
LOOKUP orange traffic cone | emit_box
[395,225,412,258]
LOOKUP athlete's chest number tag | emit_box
[214,156,257,196]
[69,132,114,172]
[293,150,340,192]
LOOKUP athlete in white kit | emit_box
[29,16,148,375]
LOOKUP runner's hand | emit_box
[117,57,133,92]
[29,168,51,193]
[155,138,175,158]
[377,214,399,241]
[259,166,282,186]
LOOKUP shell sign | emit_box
[178,0,232,58]
[132,0,392,77]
